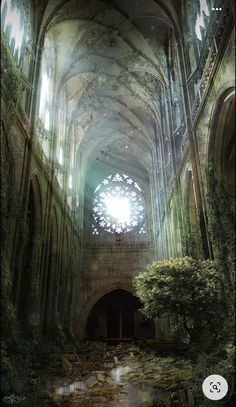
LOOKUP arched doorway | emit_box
[85,289,155,340]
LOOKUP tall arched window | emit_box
[195,0,210,41]
[39,68,51,130]
[37,37,54,159]
[92,173,146,235]
[1,0,27,63]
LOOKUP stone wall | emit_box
[76,244,154,337]
[1,0,235,343]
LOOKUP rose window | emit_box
[92,173,146,235]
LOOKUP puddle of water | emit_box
[56,381,86,396]
[54,365,168,406]
[111,382,153,407]
[111,382,168,407]
[139,382,167,397]
[110,365,167,407]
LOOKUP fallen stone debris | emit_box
[35,341,198,406]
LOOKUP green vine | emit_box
[206,162,235,335]
[1,32,23,109]
[182,218,202,259]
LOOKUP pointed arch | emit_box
[208,87,235,210]
[17,176,43,324]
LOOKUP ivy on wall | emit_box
[207,164,235,284]
[206,163,235,335]
[182,217,202,259]
[1,33,23,107]
[0,128,19,339]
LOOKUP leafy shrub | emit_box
[134,257,227,350]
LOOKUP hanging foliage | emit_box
[1,33,23,105]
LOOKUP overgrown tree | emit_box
[134,257,227,349]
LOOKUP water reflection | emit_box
[113,382,152,407]
[111,366,130,383]
[110,366,166,407]
[56,381,86,396]
[54,365,167,406]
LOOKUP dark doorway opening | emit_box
[107,307,120,338]
[107,307,134,338]
[86,289,155,340]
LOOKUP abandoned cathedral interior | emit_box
[1,0,235,406]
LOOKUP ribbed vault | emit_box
[39,0,179,184]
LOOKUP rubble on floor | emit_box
[36,341,197,406]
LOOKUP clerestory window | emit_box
[195,0,210,41]
[1,0,27,63]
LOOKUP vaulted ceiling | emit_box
[40,0,181,185]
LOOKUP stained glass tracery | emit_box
[92,173,146,235]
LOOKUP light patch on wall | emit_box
[39,72,49,118]
[67,196,72,208]
[45,108,50,131]
[59,146,64,165]
[68,174,73,189]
